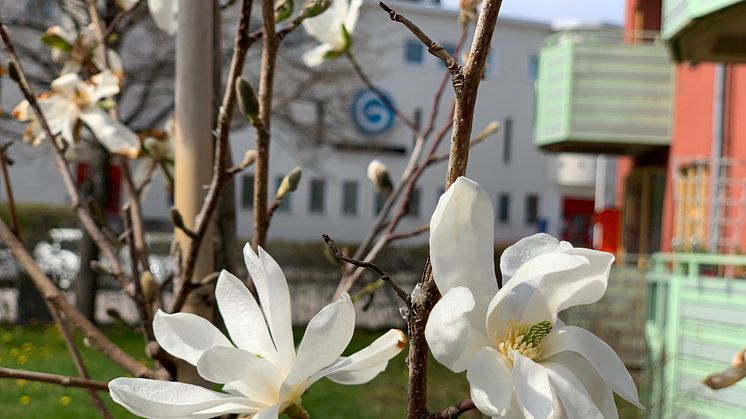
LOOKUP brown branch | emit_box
[0,23,131,295]
[0,217,164,379]
[122,205,156,345]
[171,0,254,313]
[388,224,429,243]
[429,121,499,164]
[703,349,746,389]
[0,367,110,392]
[48,306,112,418]
[0,142,19,235]
[250,0,280,250]
[427,399,476,419]
[322,234,410,307]
[104,0,144,38]
[379,2,463,84]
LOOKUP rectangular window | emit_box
[525,194,539,224]
[503,117,513,164]
[498,193,510,223]
[241,175,254,209]
[406,188,421,217]
[342,181,358,216]
[276,176,291,212]
[309,179,325,213]
[404,40,423,64]
[529,54,539,80]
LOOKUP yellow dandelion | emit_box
[16,379,26,387]
[19,395,30,405]
[21,342,32,352]
[31,382,41,390]
[9,348,19,357]
[17,355,28,364]
[59,396,71,406]
[2,333,11,342]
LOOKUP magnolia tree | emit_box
[0,0,642,418]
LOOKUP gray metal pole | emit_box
[709,64,726,253]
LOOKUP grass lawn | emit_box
[0,323,640,418]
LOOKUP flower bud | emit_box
[367,159,393,196]
[239,149,258,169]
[235,77,259,122]
[276,166,302,199]
[274,0,294,23]
[140,272,159,304]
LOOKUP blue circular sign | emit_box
[350,88,397,135]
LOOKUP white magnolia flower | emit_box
[109,245,406,418]
[134,117,175,196]
[43,24,124,78]
[11,71,139,158]
[117,0,178,35]
[301,0,363,66]
[425,177,642,418]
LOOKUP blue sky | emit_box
[441,0,624,25]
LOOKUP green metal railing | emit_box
[662,0,743,41]
[645,253,746,418]
[533,29,673,154]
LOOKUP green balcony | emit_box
[645,253,746,418]
[534,30,674,155]
[663,0,746,62]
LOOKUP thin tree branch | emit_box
[0,367,110,392]
[427,399,476,419]
[171,0,254,312]
[104,0,144,38]
[48,305,113,419]
[322,234,409,307]
[388,224,429,243]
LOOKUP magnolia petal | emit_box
[302,6,341,46]
[148,0,178,35]
[321,329,406,384]
[540,326,642,409]
[543,361,604,419]
[254,403,281,419]
[466,347,513,417]
[79,107,140,157]
[51,73,81,96]
[37,96,78,140]
[512,352,553,419]
[116,0,139,10]
[425,286,490,373]
[486,253,589,335]
[257,247,296,368]
[109,377,256,418]
[152,310,232,366]
[222,358,284,407]
[215,270,277,362]
[302,44,334,67]
[11,100,32,121]
[544,352,618,418]
[89,70,121,102]
[196,345,259,384]
[554,248,614,313]
[345,0,364,34]
[282,294,355,391]
[500,233,562,283]
[430,177,498,302]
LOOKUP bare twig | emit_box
[250,0,280,250]
[0,23,131,295]
[48,306,113,418]
[0,142,19,235]
[171,0,254,313]
[0,217,164,379]
[388,224,429,243]
[0,367,110,392]
[104,0,144,38]
[429,121,499,164]
[427,399,476,419]
[703,349,746,389]
[322,234,409,307]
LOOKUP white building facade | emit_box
[1,1,603,245]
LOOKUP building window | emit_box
[276,176,291,212]
[525,194,539,224]
[309,179,325,213]
[404,40,423,64]
[503,117,513,164]
[241,175,254,209]
[406,188,421,217]
[528,54,539,80]
[498,193,510,223]
[342,181,358,216]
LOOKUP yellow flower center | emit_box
[496,319,552,362]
